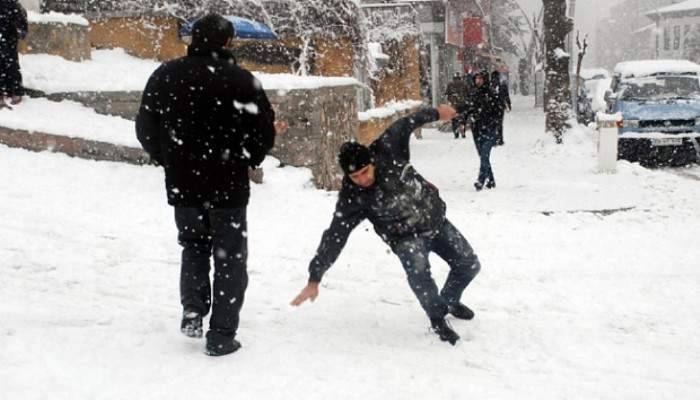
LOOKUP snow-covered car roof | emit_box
[613,60,700,78]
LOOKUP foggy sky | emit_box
[517,0,627,65]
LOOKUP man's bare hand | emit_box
[291,282,320,306]
[275,120,289,135]
[436,104,458,121]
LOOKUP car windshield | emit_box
[620,75,700,101]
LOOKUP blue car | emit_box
[612,73,700,166]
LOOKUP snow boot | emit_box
[448,303,475,320]
[205,330,241,356]
[485,179,496,190]
[474,181,484,191]
[430,318,460,345]
[180,308,203,338]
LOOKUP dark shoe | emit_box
[180,308,203,338]
[205,330,241,356]
[485,180,496,189]
[448,303,475,320]
[496,140,504,146]
[430,318,460,345]
[474,181,484,191]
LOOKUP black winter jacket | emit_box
[462,83,501,137]
[0,0,27,48]
[308,109,446,282]
[136,46,276,208]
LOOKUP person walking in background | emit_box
[463,70,500,191]
[136,14,278,357]
[444,72,469,139]
[0,0,28,108]
[291,105,481,346]
[491,70,512,146]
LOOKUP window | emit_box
[664,27,671,50]
[674,25,681,50]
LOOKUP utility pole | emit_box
[569,0,578,115]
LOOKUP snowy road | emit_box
[2,97,699,399]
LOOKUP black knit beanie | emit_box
[338,142,373,175]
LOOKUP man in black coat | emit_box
[445,73,469,138]
[136,14,276,356]
[0,0,27,107]
[491,70,512,146]
[463,70,501,190]
[291,105,482,345]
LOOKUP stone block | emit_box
[19,21,91,61]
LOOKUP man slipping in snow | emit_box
[291,105,481,345]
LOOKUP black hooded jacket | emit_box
[0,0,27,96]
[0,0,26,48]
[460,75,501,137]
[308,109,446,282]
[136,45,276,208]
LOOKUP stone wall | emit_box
[371,36,422,107]
[43,91,143,120]
[19,21,91,61]
[88,16,186,61]
[267,85,359,190]
[357,109,420,146]
[27,84,361,190]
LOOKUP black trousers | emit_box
[175,206,248,338]
[495,112,505,144]
[390,220,481,320]
[0,45,24,97]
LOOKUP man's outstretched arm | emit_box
[291,189,366,306]
[379,105,457,161]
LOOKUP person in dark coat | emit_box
[491,70,512,146]
[136,14,277,357]
[462,70,501,191]
[291,105,482,346]
[444,72,469,138]
[0,0,28,107]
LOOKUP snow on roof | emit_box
[27,11,89,26]
[19,49,359,95]
[580,68,610,80]
[613,60,700,78]
[647,0,700,15]
[632,23,656,34]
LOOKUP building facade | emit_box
[595,0,677,69]
[647,0,700,62]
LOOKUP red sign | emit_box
[463,18,483,46]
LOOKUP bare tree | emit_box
[574,31,588,99]
[542,0,573,143]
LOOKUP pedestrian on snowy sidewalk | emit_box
[445,72,469,139]
[491,70,512,146]
[0,0,27,107]
[291,105,481,345]
[462,70,500,191]
[136,14,280,356]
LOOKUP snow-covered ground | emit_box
[2,96,700,399]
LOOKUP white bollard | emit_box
[596,113,621,173]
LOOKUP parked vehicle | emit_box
[606,60,700,166]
